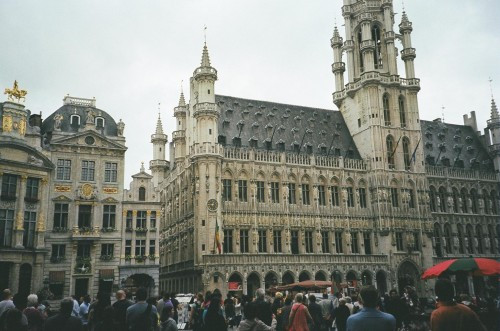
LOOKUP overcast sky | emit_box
[1,0,499,182]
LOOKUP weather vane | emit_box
[441,105,445,123]
[489,77,494,98]
[204,25,207,44]
[158,102,161,117]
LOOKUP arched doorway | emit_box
[314,271,326,281]
[299,271,310,282]
[0,263,10,292]
[376,271,387,295]
[282,271,294,285]
[346,271,357,288]
[123,273,155,297]
[397,261,420,295]
[19,264,32,295]
[228,273,243,293]
[247,272,260,298]
[361,271,372,286]
[264,272,278,290]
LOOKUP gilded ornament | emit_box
[82,184,93,198]
[2,115,13,132]
[4,80,27,103]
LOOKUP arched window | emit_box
[482,190,490,214]
[488,225,496,254]
[386,135,395,169]
[466,225,474,254]
[434,223,443,257]
[457,224,465,254]
[402,137,411,170]
[138,187,146,201]
[95,117,105,128]
[438,187,447,213]
[429,186,437,212]
[371,26,382,69]
[460,188,468,213]
[383,94,391,126]
[491,190,498,214]
[476,225,484,254]
[452,188,459,213]
[399,96,407,128]
[470,189,478,214]
[70,115,80,127]
[357,31,364,73]
[444,224,452,254]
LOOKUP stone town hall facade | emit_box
[158,0,500,297]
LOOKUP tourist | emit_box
[189,293,204,331]
[289,293,313,331]
[1,308,28,331]
[344,297,353,315]
[23,294,44,331]
[147,296,160,329]
[72,295,80,317]
[224,293,235,325]
[430,279,486,331]
[88,292,111,330]
[169,293,179,323]
[345,285,395,331]
[279,296,293,331]
[160,304,178,331]
[43,297,83,331]
[156,292,168,317]
[385,289,404,329]
[126,287,158,331]
[255,288,273,326]
[93,306,115,331]
[271,292,283,330]
[318,293,333,331]
[332,299,350,331]
[307,295,322,331]
[237,301,276,331]
[233,294,243,327]
[112,290,132,330]
[202,299,227,331]
[78,295,91,330]
[0,289,14,320]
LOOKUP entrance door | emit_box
[397,261,420,295]
[0,263,10,291]
[18,264,32,295]
[75,278,89,298]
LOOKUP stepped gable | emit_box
[215,95,361,159]
[420,120,493,170]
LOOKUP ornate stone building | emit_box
[40,96,127,299]
[0,85,53,295]
[158,0,500,297]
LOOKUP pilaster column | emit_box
[10,262,21,293]
[14,175,27,248]
[36,178,48,248]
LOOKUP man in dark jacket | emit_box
[112,290,132,330]
[308,295,323,331]
[254,288,272,326]
[44,297,83,331]
[385,289,405,329]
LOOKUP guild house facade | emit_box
[158,0,500,297]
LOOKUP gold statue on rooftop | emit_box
[4,80,28,103]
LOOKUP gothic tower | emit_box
[150,114,168,187]
[486,97,500,172]
[173,91,187,164]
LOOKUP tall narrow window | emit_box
[150,211,156,228]
[291,230,299,254]
[429,187,437,212]
[104,162,118,183]
[383,94,391,126]
[78,205,92,228]
[240,230,249,253]
[53,203,69,229]
[258,230,267,253]
[399,96,407,128]
[126,211,133,229]
[363,232,372,255]
[330,186,340,207]
[138,187,146,201]
[305,231,313,253]
[256,181,265,203]
[271,182,280,203]
[372,26,383,69]
[346,187,355,207]
[223,229,233,253]
[125,240,132,256]
[457,225,465,254]
[335,231,343,253]
[288,183,296,204]
[466,225,474,254]
[391,187,399,207]
[476,225,484,254]
[438,187,447,212]
[136,211,146,228]
[402,138,411,170]
[460,189,468,213]
[302,184,310,205]
[386,135,395,169]
[25,178,39,201]
[408,188,415,208]
[23,211,36,248]
[149,240,155,256]
[81,160,95,181]
[357,31,364,73]
[56,159,71,180]
[396,232,404,251]
[491,190,498,214]
[135,240,146,256]
[102,205,116,229]
[1,174,17,200]
[470,189,478,214]
[273,230,282,253]
[444,224,452,254]
[488,225,496,254]
[0,209,14,247]
[321,231,330,253]
[222,179,232,202]
[351,232,359,253]
[452,188,459,212]
[358,187,367,208]
[434,224,443,257]
[238,180,248,202]
[318,185,326,206]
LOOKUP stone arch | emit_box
[345,177,354,186]
[317,175,327,185]
[282,271,295,285]
[223,169,234,178]
[264,271,279,289]
[331,270,342,284]
[361,270,373,286]
[330,176,340,185]
[314,270,327,281]
[270,172,281,181]
[375,270,388,295]
[228,272,243,292]
[247,272,261,297]
[237,169,249,178]
[300,174,311,183]
[256,171,266,181]
[18,263,32,295]
[397,259,421,295]
[298,270,311,282]
[123,273,155,297]
[358,178,367,187]
[346,270,358,282]
[288,173,297,182]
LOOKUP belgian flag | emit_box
[215,218,222,254]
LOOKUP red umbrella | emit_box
[421,257,500,279]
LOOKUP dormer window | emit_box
[232,137,241,147]
[218,135,226,146]
[249,138,258,148]
[277,141,285,152]
[95,117,105,128]
[138,187,146,201]
[71,115,80,127]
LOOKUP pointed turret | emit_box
[155,114,164,135]
[331,25,345,93]
[399,10,416,78]
[193,43,217,82]
[150,108,168,187]
[491,98,499,120]
[201,44,211,67]
[178,91,186,107]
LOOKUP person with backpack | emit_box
[189,293,204,331]
[126,287,158,331]
[43,298,83,331]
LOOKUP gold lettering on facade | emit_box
[55,185,71,192]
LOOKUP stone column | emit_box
[242,277,248,296]
[14,176,27,248]
[10,262,21,293]
[36,178,48,248]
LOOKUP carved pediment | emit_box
[101,197,119,203]
[51,131,126,150]
[52,195,72,202]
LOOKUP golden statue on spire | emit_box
[4,80,27,103]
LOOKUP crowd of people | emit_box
[0,279,497,331]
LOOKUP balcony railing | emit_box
[426,165,498,181]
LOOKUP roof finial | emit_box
[441,105,445,123]
[489,77,494,98]
[155,106,164,135]
[140,161,145,172]
[204,25,207,46]
[179,81,186,107]
[402,0,405,11]
[157,102,161,118]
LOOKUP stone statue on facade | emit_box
[447,196,454,213]
[53,113,63,130]
[86,109,95,124]
[117,119,125,136]
[453,236,459,249]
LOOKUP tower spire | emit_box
[155,103,164,134]
[201,43,211,67]
[179,83,186,107]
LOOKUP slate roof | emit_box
[215,95,361,159]
[420,120,493,171]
